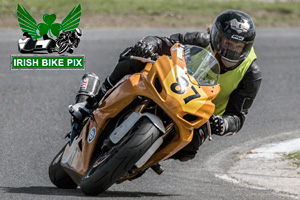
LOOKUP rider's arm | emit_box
[222,62,262,136]
[169,32,210,47]
[136,31,210,56]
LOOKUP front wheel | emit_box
[58,42,69,54]
[48,143,78,189]
[80,118,160,196]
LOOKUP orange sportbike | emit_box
[49,43,220,196]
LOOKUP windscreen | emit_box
[184,45,220,86]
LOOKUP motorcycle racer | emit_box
[70,10,262,161]
[56,28,82,54]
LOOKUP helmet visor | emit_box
[219,37,245,61]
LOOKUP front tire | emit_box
[48,144,78,189]
[80,118,160,196]
[58,43,69,54]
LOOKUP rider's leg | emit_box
[87,59,146,106]
[69,76,113,121]
[109,59,146,85]
[70,59,146,121]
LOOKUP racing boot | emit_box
[69,76,114,122]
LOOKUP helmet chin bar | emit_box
[209,43,241,71]
[221,56,240,70]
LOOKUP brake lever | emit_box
[119,48,159,63]
[120,47,133,58]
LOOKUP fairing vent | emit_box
[183,114,200,123]
[154,77,162,93]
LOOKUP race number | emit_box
[170,76,201,104]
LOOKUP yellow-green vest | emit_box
[211,47,257,115]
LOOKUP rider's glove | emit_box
[209,115,228,136]
[131,40,155,58]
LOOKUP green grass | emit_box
[287,151,300,168]
[1,0,300,27]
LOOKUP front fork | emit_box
[207,121,213,141]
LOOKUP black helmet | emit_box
[210,10,256,66]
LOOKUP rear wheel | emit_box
[48,144,78,189]
[80,118,160,196]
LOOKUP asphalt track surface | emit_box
[0,28,300,200]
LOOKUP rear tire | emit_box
[80,118,160,196]
[48,144,78,189]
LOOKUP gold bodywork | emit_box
[61,43,220,185]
